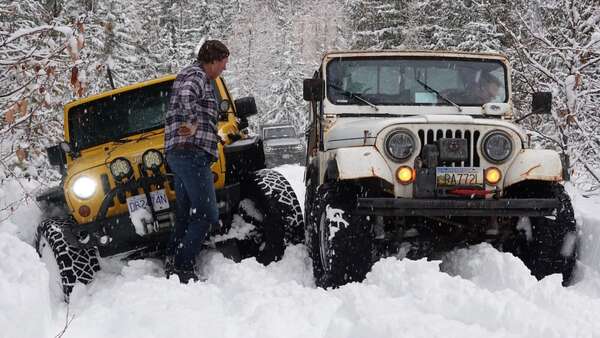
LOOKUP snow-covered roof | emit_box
[321,49,508,61]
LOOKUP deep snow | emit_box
[1,164,600,338]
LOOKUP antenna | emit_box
[106,65,116,89]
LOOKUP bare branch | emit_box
[0,77,35,98]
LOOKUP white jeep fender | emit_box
[504,149,563,187]
[324,146,395,185]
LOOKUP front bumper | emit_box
[265,151,304,164]
[355,197,559,217]
[63,174,241,256]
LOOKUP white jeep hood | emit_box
[324,115,526,149]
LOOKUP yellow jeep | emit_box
[35,75,304,300]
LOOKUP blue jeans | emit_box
[166,149,218,271]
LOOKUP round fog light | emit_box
[485,167,502,185]
[396,166,415,185]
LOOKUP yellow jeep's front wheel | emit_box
[35,217,100,302]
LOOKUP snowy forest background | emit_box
[0,0,599,214]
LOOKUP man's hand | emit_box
[177,122,198,137]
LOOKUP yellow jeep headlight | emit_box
[72,176,97,199]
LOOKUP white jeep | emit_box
[302,50,578,288]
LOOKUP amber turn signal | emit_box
[396,166,415,185]
[79,205,91,217]
[485,167,502,185]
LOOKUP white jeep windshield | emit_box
[326,57,507,107]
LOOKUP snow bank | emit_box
[0,178,43,244]
[273,164,305,213]
[3,165,600,338]
[62,246,321,338]
[569,184,600,276]
[0,233,51,338]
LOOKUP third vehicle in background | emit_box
[261,123,305,167]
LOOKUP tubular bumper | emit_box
[355,198,559,217]
[63,177,241,256]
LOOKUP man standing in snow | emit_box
[164,40,229,283]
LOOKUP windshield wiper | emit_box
[110,128,163,144]
[328,84,379,112]
[416,79,463,113]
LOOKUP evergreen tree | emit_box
[345,0,406,49]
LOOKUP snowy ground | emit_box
[1,164,600,338]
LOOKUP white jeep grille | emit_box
[416,128,481,167]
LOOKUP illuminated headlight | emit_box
[72,176,97,199]
[264,146,274,153]
[385,130,415,161]
[142,150,163,170]
[482,131,513,163]
[109,157,133,180]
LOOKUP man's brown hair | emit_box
[197,40,229,64]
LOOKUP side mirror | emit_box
[47,144,67,166]
[532,92,552,115]
[303,79,324,101]
[234,97,257,119]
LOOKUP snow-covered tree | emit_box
[0,0,83,184]
[500,0,600,185]
[417,0,506,51]
[345,0,406,49]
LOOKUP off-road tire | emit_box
[307,184,373,288]
[237,169,304,264]
[34,217,100,301]
[505,183,578,286]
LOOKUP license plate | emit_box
[127,189,170,215]
[436,167,483,187]
[282,154,291,159]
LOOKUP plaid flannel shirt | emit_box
[164,63,218,160]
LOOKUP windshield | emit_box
[68,81,173,150]
[326,57,507,107]
[263,127,296,139]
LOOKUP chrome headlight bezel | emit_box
[264,146,274,153]
[71,176,97,200]
[482,131,513,163]
[384,129,416,162]
[109,157,133,181]
[142,149,163,170]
